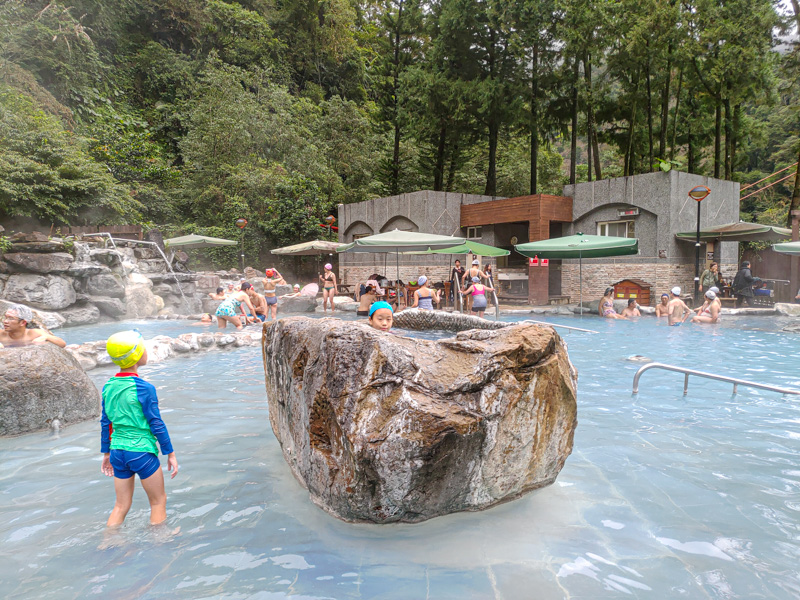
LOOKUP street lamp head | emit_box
[688,185,711,202]
[235,218,248,229]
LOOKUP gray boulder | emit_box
[87,273,126,298]
[0,344,101,436]
[67,263,110,278]
[92,296,126,317]
[262,318,578,524]
[775,303,800,317]
[392,308,508,332]
[4,252,74,274]
[8,240,66,253]
[277,296,317,313]
[3,274,76,310]
[61,304,101,326]
[88,248,123,267]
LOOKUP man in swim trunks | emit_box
[244,285,268,321]
[667,286,692,325]
[0,304,66,348]
[655,293,670,317]
[262,268,286,321]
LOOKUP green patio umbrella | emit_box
[164,234,237,248]
[271,240,344,255]
[515,233,639,314]
[338,229,467,293]
[772,241,800,256]
[423,240,510,257]
[675,222,791,243]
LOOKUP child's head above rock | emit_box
[367,301,393,332]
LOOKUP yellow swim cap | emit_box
[106,330,145,369]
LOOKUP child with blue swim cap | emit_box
[367,301,394,332]
[100,330,178,527]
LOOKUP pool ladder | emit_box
[632,362,800,396]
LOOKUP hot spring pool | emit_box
[3,315,800,598]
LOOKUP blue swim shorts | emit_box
[110,449,161,480]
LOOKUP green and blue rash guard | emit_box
[100,373,173,456]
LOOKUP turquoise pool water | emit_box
[3,315,800,598]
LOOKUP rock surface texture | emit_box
[262,317,578,523]
[0,344,101,436]
[392,308,509,332]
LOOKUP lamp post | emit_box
[235,218,248,272]
[688,185,710,305]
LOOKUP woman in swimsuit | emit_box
[412,276,439,310]
[262,268,286,321]
[691,290,721,323]
[319,263,337,313]
[461,259,487,312]
[461,276,494,319]
[214,284,256,330]
[599,287,626,319]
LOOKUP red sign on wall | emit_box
[541,258,549,267]
[529,257,539,267]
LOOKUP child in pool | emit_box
[100,330,178,527]
[367,301,393,332]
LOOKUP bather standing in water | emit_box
[667,287,692,325]
[263,269,286,321]
[412,276,439,310]
[0,304,65,348]
[462,276,494,319]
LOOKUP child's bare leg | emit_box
[107,476,135,527]
[141,468,168,525]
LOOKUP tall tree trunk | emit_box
[446,131,460,192]
[584,53,602,181]
[390,3,404,196]
[723,97,732,180]
[788,157,800,228]
[714,95,722,178]
[658,45,673,160]
[688,91,697,173]
[434,121,447,191]
[669,67,683,162]
[485,118,498,196]
[625,70,640,176]
[731,103,740,173]
[484,28,498,196]
[645,48,654,172]
[530,42,539,195]
[569,58,579,185]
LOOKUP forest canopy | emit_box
[0,0,798,264]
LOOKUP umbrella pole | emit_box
[396,250,400,308]
[579,251,583,319]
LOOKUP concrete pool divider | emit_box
[66,327,263,371]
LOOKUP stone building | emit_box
[337,171,740,305]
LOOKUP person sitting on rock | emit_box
[691,290,721,324]
[0,304,66,348]
[598,288,627,320]
[209,287,226,300]
[367,301,394,332]
[358,285,377,316]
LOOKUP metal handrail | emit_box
[632,362,800,396]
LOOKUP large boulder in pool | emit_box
[0,344,101,436]
[262,317,578,524]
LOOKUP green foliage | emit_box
[0,86,140,224]
[0,235,11,253]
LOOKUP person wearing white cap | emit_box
[461,259,487,312]
[0,304,66,348]
[412,275,439,310]
[691,290,721,323]
[667,286,692,326]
